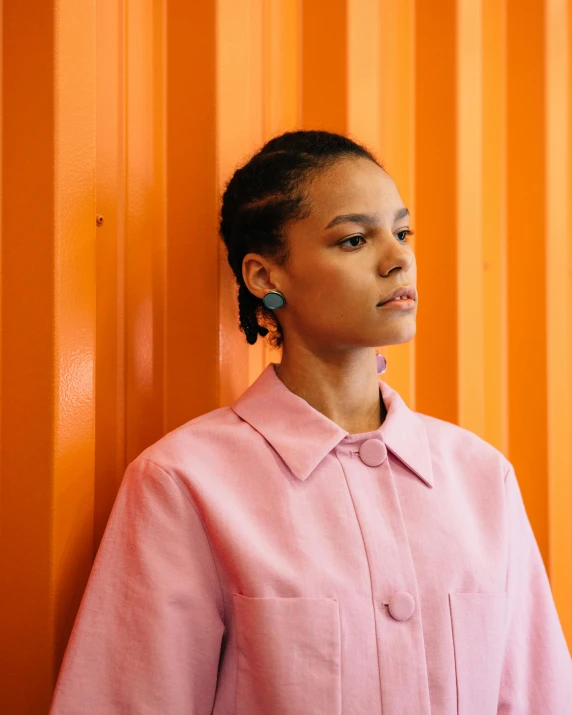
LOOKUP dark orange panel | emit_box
[414,0,458,423]
[506,0,549,560]
[165,1,219,424]
[301,0,347,133]
[0,4,56,708]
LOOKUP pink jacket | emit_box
[50,362,572,714]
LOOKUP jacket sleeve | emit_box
[49,457,225,715]
[497,461,572,713]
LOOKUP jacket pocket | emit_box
[448,592,506,715]
[232,593,342,715]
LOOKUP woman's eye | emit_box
[396,229,414,242]
[339,230,414,249]
[339,235,365,249]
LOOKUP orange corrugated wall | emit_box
[0,0,570,711]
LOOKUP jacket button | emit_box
[388,591,415,621]
[359,438,387,466]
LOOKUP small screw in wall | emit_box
[96,215,104,226]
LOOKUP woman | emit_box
[50,130,572,714]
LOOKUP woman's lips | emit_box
[378,299,416,310]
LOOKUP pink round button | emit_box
[388,591,415,621]
[358,438,387,467]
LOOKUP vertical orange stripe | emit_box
[124,0,166,462]
[301,0,347,133]
[482,0,509,455]
[261,0,301,374]
[545,0,572,641]
[263,0,301,141]
[95,0,128,550]
[507,0,549,560]
[457,0,485,436]
[0,1,97,711]
[53,0,98,681]
[347,0,381,152]
[164,0,219,424]
[217,0,265,404]
[378,0,417,407]
[414,0,458,423]
[568,0,572,651]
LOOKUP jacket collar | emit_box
[231,363,433,488]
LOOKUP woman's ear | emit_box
[242,253,280,300]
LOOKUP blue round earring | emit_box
[262,291,286,310]
[376,352,387,375]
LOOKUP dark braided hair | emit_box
[218,130,381,347]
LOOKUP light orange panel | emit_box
[457,0,485,436]
[567,0,572,649]
[377,0,417,406]
[260,0,301,374]
[347,0,381,152]
[482,0,509,455]
[263,0,301,145]
[217,0,265,404]
[545,0,572,641]
[52,0,98,680]
[95,0,128,550]
[124,0,166,464]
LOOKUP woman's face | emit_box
[247,156,418,351]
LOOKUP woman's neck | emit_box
[274,348,386,434]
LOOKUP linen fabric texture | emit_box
[49,363,572,714]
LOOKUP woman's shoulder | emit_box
[131,405,249,475]
[414,409,511,475]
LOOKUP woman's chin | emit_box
[375,323,416,346]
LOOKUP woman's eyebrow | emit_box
[324,207,410,230]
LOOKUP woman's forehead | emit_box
[303,157,404,224]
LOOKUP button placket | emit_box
[339,441,431,712]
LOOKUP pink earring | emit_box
[376,352,387,375]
